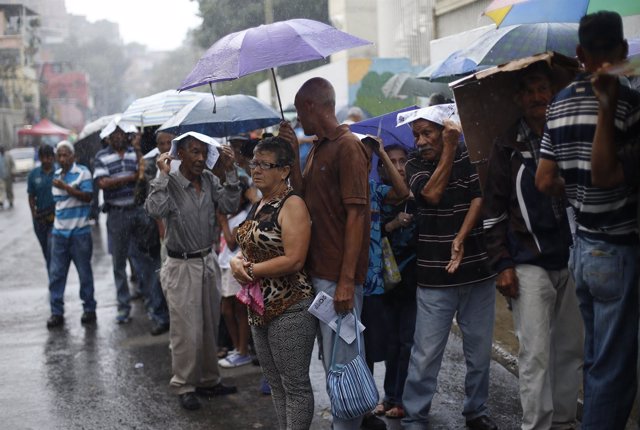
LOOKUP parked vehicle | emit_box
[9,147,36,177]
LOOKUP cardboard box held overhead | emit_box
[451,51,581,187]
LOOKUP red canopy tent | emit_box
[18,118,71,137]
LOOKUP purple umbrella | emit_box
[179,19,371,118]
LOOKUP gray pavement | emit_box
[0,181,523,429]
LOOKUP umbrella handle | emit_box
[271,68,285,120]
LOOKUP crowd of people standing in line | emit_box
[24,10,640,430]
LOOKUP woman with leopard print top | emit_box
[230,137,317,430]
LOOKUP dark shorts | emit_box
[361,294,389,363]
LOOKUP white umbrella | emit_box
[121,90,208,127]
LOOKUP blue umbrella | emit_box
[350,105,419,150]
[158,94,281,138]
[419,23,578,82]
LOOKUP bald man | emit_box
[280,78,372,430]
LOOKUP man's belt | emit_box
[167,247,212,260]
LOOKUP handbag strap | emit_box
[329,309,362,368]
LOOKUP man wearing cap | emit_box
[483,64,583,430]
[46,141,96,328]
[536,11,640,429]
[398,104,497,430]
[145,131,240,410]
[95,117,156,324]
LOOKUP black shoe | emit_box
[150,321,170,336]
[466,415,498,430]
[361,412,387,430]
[81,311,97,325]
[195,383,238,398]
[178,392,201,410]
[46,314,64,328]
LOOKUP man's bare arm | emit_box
[535,158,565,196]
[334,204,366,314]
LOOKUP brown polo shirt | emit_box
[302,124,371,284]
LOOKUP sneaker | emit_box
[46,314,64,328]
[115,310,130,324]
[218,353,252,368]
[259,377,271,395]
[80,311,97,325]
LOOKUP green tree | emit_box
[354,72,412,117]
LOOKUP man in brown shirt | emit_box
[280,77,371,430]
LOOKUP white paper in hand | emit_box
[307,291,365,344]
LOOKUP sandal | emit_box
[373,401,393,416]
[385,406,405,419]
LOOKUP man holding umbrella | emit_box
[280,77,371,430]
[146,131,240,411]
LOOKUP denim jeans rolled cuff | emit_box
[570,235,639,430]
[48,233,96,316]
[402,279,495,428]
[311,277,365,430]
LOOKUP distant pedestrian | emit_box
[230,137,318,429]
[28,145,56,269]
[399,104,498,430]
[483,64,583,430]
[146,131,240,411]
[2,147,14,208]
[46,141,96,329]
[279,77,371,430]
[535,12,640,429]
[0,148,7,208]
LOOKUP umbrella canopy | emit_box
[382,73,452,98]
[419,23,578,82]
[17,118,71,137]
[158,94,281,138]
[484,0,640,27]
[630,38,640,59]
[180,19,371,91]
[349,105,419,150]
[77,114,119,140]
[121,90,207,127]
[178,18,371,117]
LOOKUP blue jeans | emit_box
[570,234,639,430]
[402,279,496,429]
[312,278,365,430]
[107,206,151,314]
[48,232,96,316]
[33,220,53,270]
[129,242,168,325]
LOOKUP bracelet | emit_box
[247,263,255,280]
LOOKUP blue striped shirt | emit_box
[540,74,640,243]
[93,146,138,206]
[52,163,93,237]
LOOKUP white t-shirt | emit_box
[217,207,250,268]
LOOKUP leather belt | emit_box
[167,247,212,260]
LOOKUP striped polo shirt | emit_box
[406,144,494,288]
[93,146,138,207]
[540,73,640,243]
[52,163,93,237]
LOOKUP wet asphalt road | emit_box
[0,182,523,429]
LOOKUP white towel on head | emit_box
[396,103,459,127]
[170,131,221,169]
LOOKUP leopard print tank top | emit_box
[236,187,314,326]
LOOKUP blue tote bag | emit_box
[326,311,379,420]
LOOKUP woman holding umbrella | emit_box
[230,137,317,430]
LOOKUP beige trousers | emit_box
[160,252,222,394]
